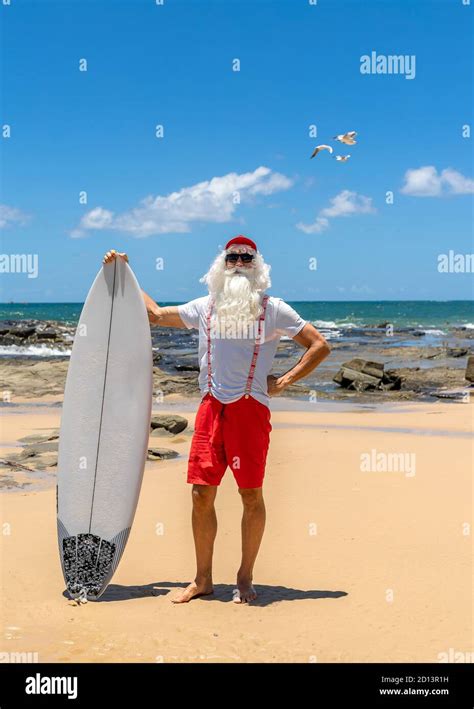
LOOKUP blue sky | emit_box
[1,0,473,302]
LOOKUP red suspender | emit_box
[206,297,214,394]
[244,295,269,398]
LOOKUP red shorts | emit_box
[187,393,272,489]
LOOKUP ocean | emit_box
[1,299,473,328]
[1,300,473,359]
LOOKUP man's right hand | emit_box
[102,249,129,264]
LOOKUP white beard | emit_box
[201,249,272,329]
[213,268,262,324]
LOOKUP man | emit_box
[102,236,331,604]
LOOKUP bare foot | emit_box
[233,578,257,604]
[171,580,214,604]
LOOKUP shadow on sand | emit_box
[63,581,348,607]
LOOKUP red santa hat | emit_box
[225,235,258,252]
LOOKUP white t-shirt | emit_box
[178,294,307,407]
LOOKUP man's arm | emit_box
[267,323,331,395]
[141,289,186,328]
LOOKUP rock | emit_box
[333,369,380,391]
[2,451,57,470]
[446,347,469,358]
[150,414,188,434]
[381,370,402,390]
[0,359,70,398]
[430,388,471,401]
[465,356,474,382]
[0,457,35,472]
[18,431,59,444]
[339,358,384,378]
[333,359,379,386]
[391,366,466,393]
[17,441,59,458]
[36,328,58,340]
[423,350,444,360]
[150,428,179,438]
[174,364,199,372]
[456,329,474,339]
[147,448,179,461]
[33,454,58,470]
[0,319,73,352]
[9,325,36,338]
[0,475,31,489]
[152,369,201,398]
[333,359,401,392]
[0,357,201,400]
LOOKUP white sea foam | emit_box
[338,322,360,329]
[421,329,446,336]
[308,321,343,339]
[314,320,338,329]
[0,344,71,357]
[281,325,342,342]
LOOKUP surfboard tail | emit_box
[57,519,131,601]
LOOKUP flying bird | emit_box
[310,144,333,159]
[335,154,351,161]
[333,131,357,145]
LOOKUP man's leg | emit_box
[234,487,266,603]
[172,484,218,603]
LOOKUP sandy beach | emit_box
[1,396,472,663]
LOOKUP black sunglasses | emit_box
[225,253,254,263]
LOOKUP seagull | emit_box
[310,144,333,159]
[333,131,357,145]
[335,154,351,161]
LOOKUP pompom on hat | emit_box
[225,235,258,252]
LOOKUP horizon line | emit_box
[1,299,473,306]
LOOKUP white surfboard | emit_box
[56,259,153,601]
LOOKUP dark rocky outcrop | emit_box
[333,358,401,392]
[150,414,188,435]
[466,356,474,383]
[147,448,179,461]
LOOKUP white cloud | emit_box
[401,166,474,196]
[400,166,441,196]
[441,168,474,194]
[83,207,114,229]
[296,216,329,234]
[70,207,114,238]
[320,190,375,218]
[296,190,375,234]
[71,166,293,238]
[0,205,31,229]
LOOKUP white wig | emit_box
[200,248,272,322]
